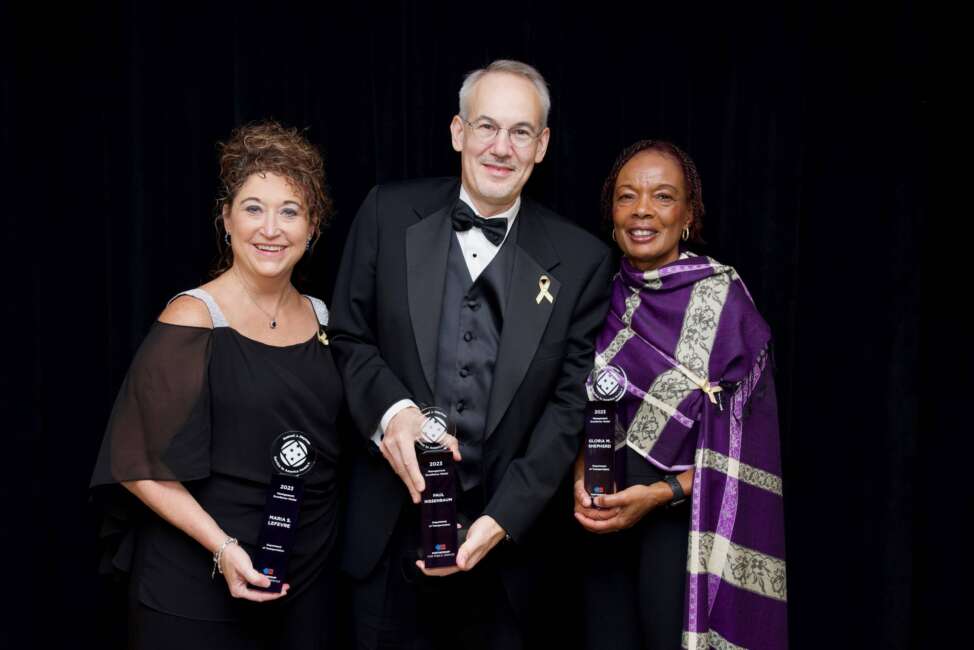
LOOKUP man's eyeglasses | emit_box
[462,118,541,148]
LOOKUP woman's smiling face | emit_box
[223,172,311,279]
[611,150,693,272]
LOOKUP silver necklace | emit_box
[233,269,291,329]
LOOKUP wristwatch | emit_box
[663,475,687,507]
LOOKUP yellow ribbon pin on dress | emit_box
[536,274,554,304]
[698,381,722,405]
[317,328,329,346]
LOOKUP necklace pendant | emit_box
[270,319,277,329]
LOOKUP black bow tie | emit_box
[451,202,508,246]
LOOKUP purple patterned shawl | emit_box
[594,251,788,650]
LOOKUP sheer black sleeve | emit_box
[89,322,212,575]
[91,322,212,487]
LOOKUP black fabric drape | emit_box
[4,1,929,648]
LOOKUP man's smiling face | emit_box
[450,72,550,216]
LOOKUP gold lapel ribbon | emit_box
[667,354,723,406]
[536,274,554,304]
[317,328,329,346]
[698,381,722,405]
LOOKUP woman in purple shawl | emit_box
[574,141,787,650]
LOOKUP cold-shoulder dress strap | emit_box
[169,288,229,328]
[304,295,329,326]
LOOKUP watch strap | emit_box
[664,475,686,506]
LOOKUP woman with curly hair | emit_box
[91,121,341,649]
[574,140,787,650]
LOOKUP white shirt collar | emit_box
[459,185,521,226]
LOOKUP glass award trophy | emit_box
[584,365,628,497]
[417,406,459,568]
[252,430,316,592]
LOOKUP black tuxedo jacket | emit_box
[330,177,612,587]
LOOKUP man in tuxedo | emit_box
[330,59,612,649]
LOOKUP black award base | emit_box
[251,474,304,593]
[419,447,458,568]
[584,401,616,497]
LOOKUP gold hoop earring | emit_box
[611,228,617,242]
[682,225,690,241]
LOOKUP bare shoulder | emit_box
[158,294,214,328]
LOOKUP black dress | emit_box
[90,289,343,649]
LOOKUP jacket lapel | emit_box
[485,200,561,439]
[406,195,457,398]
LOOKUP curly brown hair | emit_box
[599,140,705,244]
[212,120,333,275]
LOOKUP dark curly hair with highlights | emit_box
[212,120,333,275]
[600,140,706,244]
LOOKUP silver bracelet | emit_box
[211,537,238,579]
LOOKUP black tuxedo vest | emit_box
[433,218,519,491]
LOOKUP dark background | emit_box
[3,1,934,648]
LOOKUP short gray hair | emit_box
[458,60,551,129]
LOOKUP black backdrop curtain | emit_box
[3,1,932,648]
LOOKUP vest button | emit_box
[466,300,480,310]
[463,331,473,342]
[456,400,466,413]
[459,367,469,378]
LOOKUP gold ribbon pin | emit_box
[317,328,329,346]
[698,381,722,405]
[536,274,554,304]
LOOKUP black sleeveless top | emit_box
[90,289,343,621]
